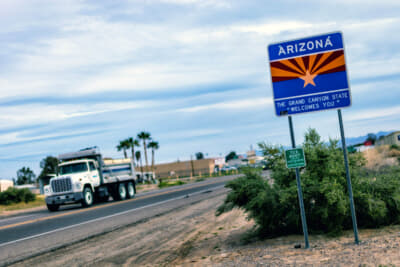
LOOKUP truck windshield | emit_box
[59,163,88,175]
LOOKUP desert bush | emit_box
[158,180,186,189]
[217,129,400,237]
[354,166,400,227]
[390,144,400,150]
[388,148,400,157]
[0,187,36,205]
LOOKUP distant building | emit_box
[153,158,217,178]
[214,157,225,167]
[246,150,265,165]
[356,145,374,152]
[0,179,13,192]
[14,184,40,194]
[226,158,246,167]
[376,131,400,146]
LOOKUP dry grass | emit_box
[363,145,398,169]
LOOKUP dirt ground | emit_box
[11,192,400,267]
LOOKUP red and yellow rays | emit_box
[270,50,346,87]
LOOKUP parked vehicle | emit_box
[135,171,155,183]
[44,147,136,212]
[220,165,237,172]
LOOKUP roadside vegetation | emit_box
[158,180,186,189]
[0,187,36,205]
[0,188,43,213]
[0,196,45,212]
[217,128,400,238]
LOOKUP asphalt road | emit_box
[0,175,240,266]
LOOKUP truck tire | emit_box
[126,182,135,199]
[81,186,94,207]
[47,204,59,212]
[115,183,127,201]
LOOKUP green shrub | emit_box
[354,166,400,227]
[217,129,400,237]
[390,144,400,150]
[0,187,36,205]
[158,180,186,189]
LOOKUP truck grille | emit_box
[51,177,72,193]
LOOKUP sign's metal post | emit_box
[337,109,360,244]
[288,116,310,249]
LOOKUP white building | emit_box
[0,179,14,192]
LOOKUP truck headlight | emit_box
[44,185,51,195]
[75,182,82,190]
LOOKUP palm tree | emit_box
[135,150,144,175]
[127,137,140,165]
[116,140,129,159]
[147,140,159,172]
[137,131,151,172]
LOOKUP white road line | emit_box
[0,215,37,224]
[0,186,225,248]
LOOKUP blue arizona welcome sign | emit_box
[268,32,351,116]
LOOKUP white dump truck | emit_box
[44,147,137,211]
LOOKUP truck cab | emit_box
[44,159,100,211]
[59,159,101,190]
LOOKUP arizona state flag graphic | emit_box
[268,32,351,116]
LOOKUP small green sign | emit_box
[285,148,306,169]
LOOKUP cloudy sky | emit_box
[1,0,399,179]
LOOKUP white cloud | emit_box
[17,17,146,73]
[153,0,231,8]
[233,21,315,35]
[0,128,101,146]
[77,63,252,95]
[0,100,157,129]
[159,128,224,139]
[177,97,273,113]
[347,106,400,121]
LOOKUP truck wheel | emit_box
[81,186,94,207]
[47,204,59,212]
[116,183,127,200]
[126,182,135,199]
